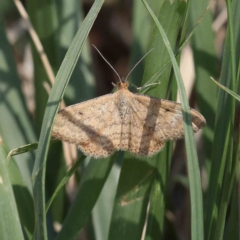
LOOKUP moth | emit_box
[52,47,206,158]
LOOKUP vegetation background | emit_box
[0,0,239,240]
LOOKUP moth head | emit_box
[116,81,129,90]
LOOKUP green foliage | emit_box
[0,0,239,240]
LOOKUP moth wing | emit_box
[124,94,206,157]
[52,93,122,158]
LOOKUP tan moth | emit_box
[52,48,206,158]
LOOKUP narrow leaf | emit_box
[0,146,24,240]
[211,77,240,102]
[142,1,204,239]
[31,1,104,239]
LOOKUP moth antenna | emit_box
[125,48,154,82]
[92,44,122,83]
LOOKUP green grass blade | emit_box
[138,11,206,96]
[211,77,240,101]
[56,155,115,240]
[49,0,95,225]
[55,0,95,105]
[143,1,186,239]
[46,155,85,212]
[108,1,186,240]
[0,19,35,193]
[92,158,122,240]
[225,179,239,240]
[206,0,240,238]
[108,155,156,240]
[31,1,104,239]
[212,119,239,240]
[6,140,60,161]
[142,1,204,240]
[7,157,35,239]
[0,146,25,240]
[213,153,237,240]
[189,0,218,179]
[0,19,37,239]
[206,49,231,240]
[130,0,164,86]
[226,0,237,91]
[7,142,39,160]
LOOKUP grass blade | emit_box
[211,77,240,101]
[31,1,104,239]
[108,1,186,240]
[0,19,35,193]
[0,19,36,239]
[56,155,115,240]
[130,0,163,86]
[206,0,240,239]
[0,146,25,240]
[55,0,95,105]
[46,155,85,212]
[7,142,38,160]
[7,157,35,239]
[190,0,218,179]
[142,1,204,239]
[143,1,186,239]
[108,155,156,240]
